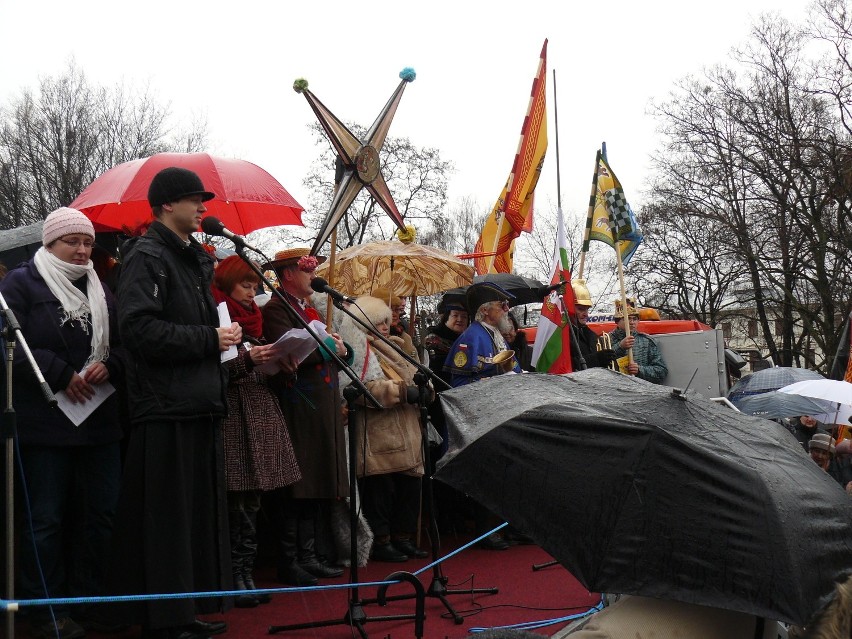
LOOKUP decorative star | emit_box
[294,69,416,255]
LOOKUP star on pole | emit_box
[293,69,416,255]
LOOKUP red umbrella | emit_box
[70,152,304,234]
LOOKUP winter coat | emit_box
[0,259,124,446]
[338,319,424,478]
[609,328,668,384]
[117,221,226,422]
[223,345,301,492]
[262,291,349,499]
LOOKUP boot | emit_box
[297,517,344,578]
[229,507,259,608]
[276,516,318,587]
[242,508,270,604]
[371,535,408,562]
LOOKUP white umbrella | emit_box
[778,379,852,425]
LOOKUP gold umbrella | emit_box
[315,240,473,297]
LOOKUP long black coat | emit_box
[108,222,231,628]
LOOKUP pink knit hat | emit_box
[42,207,95,246]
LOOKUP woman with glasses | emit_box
[0,207,125,639]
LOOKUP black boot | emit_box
[241,508,270,603]
[229,505,259,608]
[297,517,344,578]
[276,516,318,587]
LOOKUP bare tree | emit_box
[0,60,207,227]
[644,8,852,371]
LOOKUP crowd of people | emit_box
[4,165,849,639]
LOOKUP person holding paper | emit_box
[0,207,126,638]
[262,247,352,585]
[210,256,302,607]
[109,167,238,639]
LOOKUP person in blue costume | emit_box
[444,281,521,387]
[443,281,523,549]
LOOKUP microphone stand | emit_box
[327,297,499,626]
[228,247,424,638]
[1,292,58,639]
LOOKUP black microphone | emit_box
[200,216,261,253]
[310,277,356,304]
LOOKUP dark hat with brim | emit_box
[148,167,215,207]
[465,282,514,315]
[438,289,467,315]
[262,247,327,271]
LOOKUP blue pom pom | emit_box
[399,67,416,83]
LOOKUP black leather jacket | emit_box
[117,221,226,423]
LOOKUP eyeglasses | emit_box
[57,237,94,249]
[494,301,510,310]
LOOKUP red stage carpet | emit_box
[20,535,599,639]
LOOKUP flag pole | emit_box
[485,209,506,274]
[578,149,601,279]
[614,241,635,370]
[325,157,345,327]
[553,69,562,212]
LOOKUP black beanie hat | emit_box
[147,167,215,207]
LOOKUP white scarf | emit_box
[33,247,109,368]
[482,321,508,352]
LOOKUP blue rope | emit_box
[467,596,606,633]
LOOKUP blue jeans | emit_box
[17,443,121,622]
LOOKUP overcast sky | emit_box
[2,0,811,242]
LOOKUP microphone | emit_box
[310,277,356,304]
[200,216,261,253]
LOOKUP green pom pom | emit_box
[399,68,416,83]
[293,78,309,94]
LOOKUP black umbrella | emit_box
[727,367,824,405]
[435,369,852,626]
[440,273,551,310]
[0,221,122,269]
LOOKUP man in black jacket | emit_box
[571,279,615,369]
[109,167,242,639]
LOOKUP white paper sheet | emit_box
[257,319,331,375]
[218,302,238,363]
[56,368,116,427]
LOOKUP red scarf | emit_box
[211,287,263,339]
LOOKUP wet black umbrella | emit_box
[440,273,552,310]
[434,369,852,626]
[728,367,824,405]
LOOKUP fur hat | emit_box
[147,167,215,207]
[810,432,836,454]
[350,295,392,332]
[613,297,639,319]
[42,207,95,246]
[465,282,514,315]
[262,247,327,271]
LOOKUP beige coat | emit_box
[339,323,424,478]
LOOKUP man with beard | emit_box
[444,282,521,387]
[443,282,523,549]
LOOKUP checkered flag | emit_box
[604,187,636,239]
